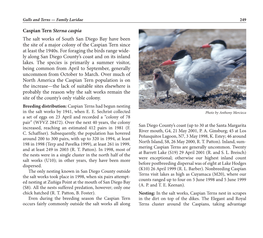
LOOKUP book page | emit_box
[1,1,262,238]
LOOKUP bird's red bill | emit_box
[160,60,175,66]
[201,44,211,48]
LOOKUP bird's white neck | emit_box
[176,55,192,67]
[211,44,226,59]
[139,32,147,40]
[174,55,192,79]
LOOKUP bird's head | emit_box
[153,68,163,80]
[201,39,227,49]
[160,50,191,66]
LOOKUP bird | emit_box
[159,50,245,98]
[152,68,171,103]
[201,39,246,66]
[139,29,188,52]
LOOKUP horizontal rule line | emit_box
[22,22,246,24]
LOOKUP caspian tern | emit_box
[160,50,245,97]
[152,68,171,103]
[201,39,246,66]
[139,29,188,52]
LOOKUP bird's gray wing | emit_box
[144,36,165,48]
[187,60,226,92]
[170,29,189,36]
[217,49,246,62]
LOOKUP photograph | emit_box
[139,29,246,109]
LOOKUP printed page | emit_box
[1,1,262,238]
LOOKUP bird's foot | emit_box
[153,99,158,105]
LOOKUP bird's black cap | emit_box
[171,50,191,61]
[209,39,227,48]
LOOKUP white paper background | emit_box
[1,1,262,237]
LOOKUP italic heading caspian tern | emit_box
[201,39,246,66]
[160,50,245,97]
[152,68,171,103]
[139,29,188,52]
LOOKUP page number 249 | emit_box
[240,18,246,22]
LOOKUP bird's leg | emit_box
[201,92,207,102]
[166,90,169,99]
[154,92,157,104]
[193,96,202,102]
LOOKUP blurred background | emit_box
[143,29,246,47]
